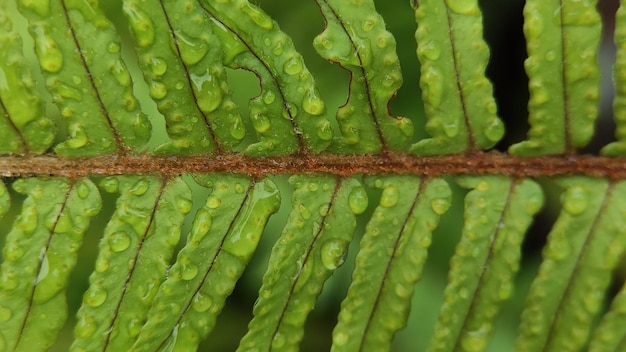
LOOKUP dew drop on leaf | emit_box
[562,185,589,215]
[32,26,63,73]
[175,31,209,66]
[348,186,368,215]
[302,90,325,116]
[380,185,399,208]
[181,262,199,280]
[124,3,155,47]
[150,56,168,76]
[109,231,131,252]
[240,2,274,30]
[189,208,211,243]
[262,90,276,104]
[283,56,304,75]
[316,120,333,141]
[85,286,107,307]
[192,292,213,313]
[149,81,168,100]
[445,0,478,15]
[430,197,451,215]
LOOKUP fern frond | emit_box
[603,0,626,156]
[410,0,504,155]
[510,0,601,155]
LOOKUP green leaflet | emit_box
[515,178,626,352]
[16,0,151,156]
[510,0,601,156]
[603,0,626,156]
[123,0,244,155]
[313,0,413,153]
[0,178,101,352]
[588,281,626,351]
[332,176,451,351]
[410,0,503,155]
[130,175,279,352]
[238,175,367,351]
[0,1,54,154]
[71,176,191,351]
[428,176,543,352]
[199,0,332,156]
[0,181,8,219]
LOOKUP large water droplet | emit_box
[240,3,274,30]
[150,56,167,76]
[129,178,150,196]
[562,185,589,215]
[262,90,276,104]
[430,197,451,215]
[174,30,209,66]
[283,56,304,75]
[189,208,211,244]
[483,118,504,143]
[32,26,63,73]
[348,186,368,215]
[252,113,271,133]
[192,292,213,312]
[192,73,223,113]
[109,231,131,252]
[124,3,155,47]
[320,239,349,270]
[302,90,325,116]
[150,81,167,100]
[316,120,333,141]
[181,262,198,280]
[85,286,107,307]
[418,41,441,61]
[206,195,221,209]
[380,185,399,208]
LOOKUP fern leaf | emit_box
[0,181,8,220]
[199,0,332,156]
[16,0,151,156]
[71,176,191,351]
[332,176,450,351]
[312,0,413,153]
[509,0,601,156]
[123,0,245,155]
[603,0,626,156]
[130,175,280,352]
[588,281,626,351]
[238,175,366,351]
[0,178,101,352]
[410,0,504,155]
[515,178,626,351]
[428,176,543,352]
[0,0,54,155]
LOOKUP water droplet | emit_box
[320,239,350,270]
[124,3,155,47]
[206,195,221,209]
[192,292,213,312]
[307,182,319,192]
[175,196,192,214]
[262,90,276,104]
[129,178,150,196]
[334,331,349,346]
[32,26,63,73]
[85,286,107,307]
[100,177,119,193]
[298,204,311,220]
[318,203,330,217]
[272,39,285,56]
[189,208,211,243]
[252,113,271,133]
[562,185,589,215]
[418,41,441,61]
[181,262,198,280]
[380,185,399,208]
[75,316,97,338]
[359,16,377,32]
[430,197,450,215]
[302,90,325,115]
[240,3,274,30]
[316,120,333,141]
[107,41,121,53]
[0,305,12,322]
[111,59,131,87]
[150,81,167,100]
[422,66,444,108]
[127,318,143,337]
[314,34,334,50]
[109,231,131,252]
[234,183,245,194]
[76,181,91,199]
[174,30,209,66]
[348,186,368,215]
[150,56,167,76]
[445,0,478,15]
[229,117,246,140]
[283,56,303,75]
[193,73,223,113]
[483,118,504,143]
[442,120,460,138]
[95,256,109,273]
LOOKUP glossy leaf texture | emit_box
[0,0,54,154]
[16,0,151,156]
[122,0,244,155]
[331,176,451,351]
[0,178,101,352]
[509,0,601,156]
[410,0,504,155]
[428,177,544,352]
[515,178,626,351]
[313,0,413,153]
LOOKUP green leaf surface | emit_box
[71,176,191,351]
[410,0,503,155]
[0,178,101,352]
[123,0,244,155]
[313,0,413,153]
[588,280,626,352]
[0,0,54,154]
[602,0,626,156]
[238,175,366,351]
[509,0,601,156]
[428,176,543,352]
[332,176,450,351]
[16,0,151,157]
[515,178,626,351]
[199,0,332,156]
[0,181,8,220]
[130,175,280,352]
